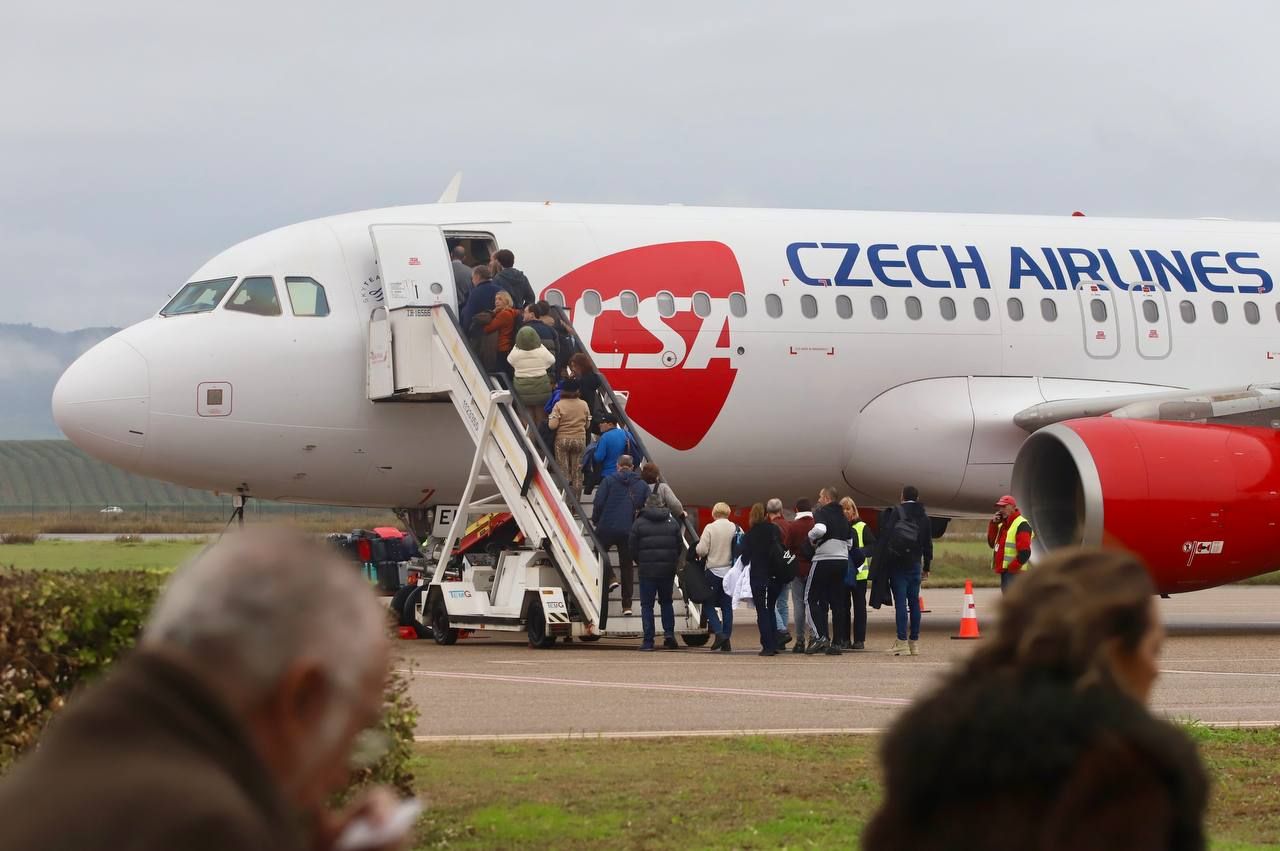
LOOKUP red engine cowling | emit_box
[1012,417,1280,594]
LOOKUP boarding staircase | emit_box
[363,224,704,645]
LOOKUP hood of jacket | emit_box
[612,469,640,486]
[514,325,542,350]
[639,505,671,523]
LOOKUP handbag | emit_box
[678,555,714,604]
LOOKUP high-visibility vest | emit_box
[1000,515,1033,573]
[852,521,870,581]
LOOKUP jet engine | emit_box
[1012,417,1280,594]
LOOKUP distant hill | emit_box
[0,324,119,439]
[0,440,222,507]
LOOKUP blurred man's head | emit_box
[765,498,784,517]
[143,527,389,815]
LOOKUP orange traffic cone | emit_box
[918,594,931,613]
[950,579,981,640]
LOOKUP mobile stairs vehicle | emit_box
[365,224,708,647]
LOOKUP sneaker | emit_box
[608,582,621,593]
[662,637,679,650]
[639,643,655,651]
[710,634,728,651]
[825,644,843,656]
[851,641,865,651]
[758,648,777,657]
[622,608,633,616]
[778,632,793,648]
[805,637,828,655]
[908,640,920,656]
[791,640,807,654]
[719,640,732,653]
[889,639,909,655]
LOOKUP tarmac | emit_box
[397,585,1280,740]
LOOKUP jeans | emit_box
[704,569,733,637]
[775,576,791,633]
[1001,571,1017,593]
[789,576,809,641]
[889,564,923,641]
[753,577,785,652]
[597,529,634,608]
[639,576,675,646]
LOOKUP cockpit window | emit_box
[161,278,236,316]
[224,277,282,316]
[285,277,330,317]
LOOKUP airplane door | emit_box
[369,225,455,312]
[1131,283,1171,359]
[1075,281,1119,359]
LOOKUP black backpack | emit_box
[887,506,921,559]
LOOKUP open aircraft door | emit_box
[369,225,456,393]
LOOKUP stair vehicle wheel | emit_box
[577,634,602,642]
[389,585,415,626]
[403,585,432,639]
[431,594,458,646]
[527,606,557,649]
[681,633,711,648]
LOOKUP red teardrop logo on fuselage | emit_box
[546,241,744,450]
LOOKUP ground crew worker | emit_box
[988,494,1033,593]
[841,497,875,651]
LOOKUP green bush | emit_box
[0,568,418,799]
[0,533,37,544]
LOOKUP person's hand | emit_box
[315,786,414,851]
[922,570,931,583]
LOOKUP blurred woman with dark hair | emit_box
[865,548,1207,851]
[742,502,787,657]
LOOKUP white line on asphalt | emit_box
[1161,668,1280,678]
[413,727,885,743]
[394,668,911,705]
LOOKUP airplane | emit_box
[51,197,1280,596]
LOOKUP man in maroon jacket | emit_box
[784,498,816,653]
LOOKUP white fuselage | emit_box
[52,202,1280,514]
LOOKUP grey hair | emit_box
[143,527,387,701]
[617,454,634,469]
[766,498,783,514]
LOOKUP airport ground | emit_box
[6,541,1280,847]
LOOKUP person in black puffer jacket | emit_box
[742,502,788,656]
[628,493,684,650]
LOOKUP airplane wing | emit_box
[1014,383,1280,432]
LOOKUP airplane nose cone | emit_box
[52,336,150,467]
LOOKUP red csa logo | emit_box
[547,241,743,450]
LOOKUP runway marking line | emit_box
[395,668,911,706]
[1161,668,1280,679]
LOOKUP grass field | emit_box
[0,540,206,571]
[408,727,1280,849]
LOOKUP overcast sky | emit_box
[3,1,1279,330]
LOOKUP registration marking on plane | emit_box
[394,668,910,706]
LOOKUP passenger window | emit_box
[285,277,330,317]
[939,296,956,321]
[656,291,676,318]
[1212,301,1228,324]
[692,291,711,318]
[905,296,922,320]
[1041,298,1058,321]
[1180,300,1196,323]
[1007,297,1024,321]
[1141,300,1159,323]
[871,295,888,320]
[544,289,566,308]
[974,297,991,321]
[619,291,639,317]
[835,294,853,319]
[1089,299,1108,322]
[801,294,818,319]
[161,277,236,316]
[224,277,281,316]
[729,292,747,318]
[765,293,783,318]
[582,290,602,316]
[1245,301,1261,325]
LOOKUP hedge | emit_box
[0,568,417,796]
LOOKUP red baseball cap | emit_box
[995,495,1016,507]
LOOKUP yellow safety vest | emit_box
[853,521,870,581]
[1000,515,1033,573]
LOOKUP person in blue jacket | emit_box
[592,414,629,477]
